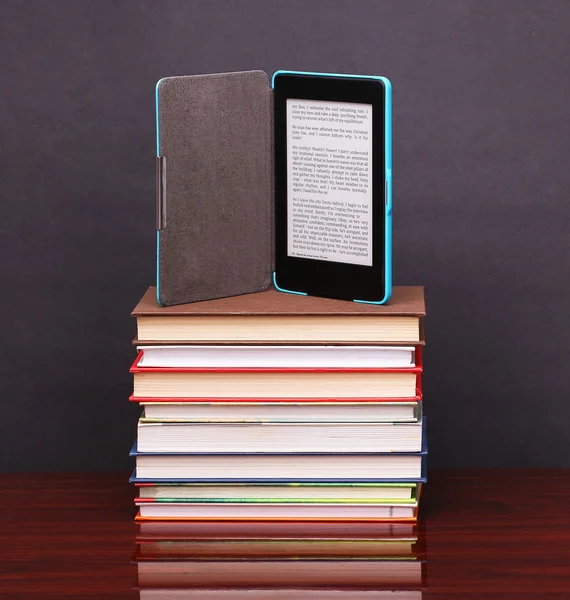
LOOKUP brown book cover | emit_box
[132,287,425,346]
[133,286,425,317]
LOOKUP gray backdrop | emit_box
[1,0,569,471]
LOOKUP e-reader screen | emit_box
[286,99,373,266]
[273,72,391,303]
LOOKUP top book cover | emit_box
[133,287,425,317]
[132,287,425,345]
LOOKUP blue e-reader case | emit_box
[155,70,392,307]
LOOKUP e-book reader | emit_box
[272,71,392,304]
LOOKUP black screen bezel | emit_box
[273,73,387,302]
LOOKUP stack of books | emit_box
[129,286,426,521]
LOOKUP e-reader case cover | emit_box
[156,71,273,306]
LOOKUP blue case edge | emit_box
[155,79,165,307]
[272,69,392,304]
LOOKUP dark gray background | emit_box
[1,0,568,471]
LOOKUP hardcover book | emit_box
[129,434,428,483]
[129,350,422,400]
[132,286,425,345]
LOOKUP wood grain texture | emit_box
[421,469,570,599]
[0,473,137,599]
[0,470,569,598]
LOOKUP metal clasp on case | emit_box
[156,156,166,230]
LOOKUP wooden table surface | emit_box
[1,469,569,599]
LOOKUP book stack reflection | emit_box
[134,521,426,598]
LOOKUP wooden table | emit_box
[1,470,569,598]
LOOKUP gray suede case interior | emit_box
[157,71,273,306]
